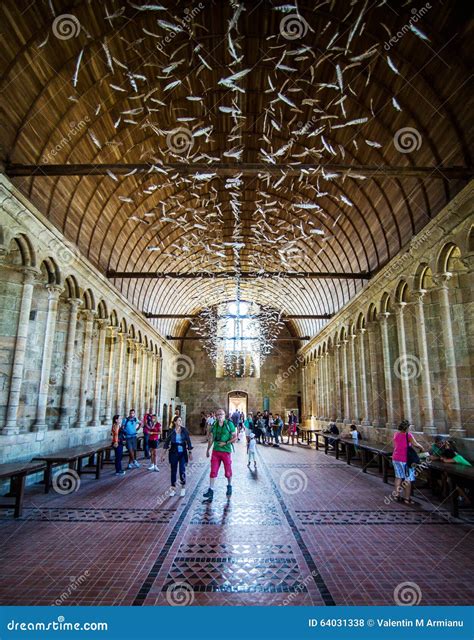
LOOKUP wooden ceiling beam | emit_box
[6,162,472,179]
[144,312,333,319]
[166,335,309,341]
[109,270,371,280]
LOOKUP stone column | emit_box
[367,321,383,426]
[90,319,108,427]
[434,274,464,436]
[349,333,360,423]
[341,339,351,423]
[104,326,118,424]
[323,353,330,419]
[300,364,307,419]
[412,291,436,434]
[334,343,343,422]
[327,346,337,420]
[33,284,62,431]
[379,312,395,427]
[146,350,154,411]
[358,328,370,425]
[124,338,135,412]
[3,268,37,435]
[155,355,163,416]
[394,303,414,425]
[133,342,141,411]
[115,331,127,417]
[57,297,82,429]
[75,310,95,428]
[139,344,148,416]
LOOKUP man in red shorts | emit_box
[203,408,238,503]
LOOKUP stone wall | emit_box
[179,325,300,431]
[298,181,474,450]
[0,175,179,464]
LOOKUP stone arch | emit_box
[395,279,409,303]
[380,292,391,314]
[82,288,96,311]
[9,233,36,267]
[110,310,119,327]
[414,263,434,291]
[39,256,61,285]
[437,242,462,274]
[120,317,128,334]
[97,299,108,319]
[468,225,474,253]
[64,275,80,299]
[356,312,366,330]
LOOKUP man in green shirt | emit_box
[203,408,238,503]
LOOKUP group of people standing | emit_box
[243,410,298,447]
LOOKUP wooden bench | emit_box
[426,461,474,517]
[319,434,393,482]
[0,461,46,517]
[32,440,112,493]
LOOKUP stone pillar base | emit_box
[31,421,47,432]
[449,428,466,438]
[1,427,20,436]
[422,425,438,436]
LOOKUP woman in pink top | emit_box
[392,420,424,505]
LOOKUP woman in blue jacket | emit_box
[161,416,193,497]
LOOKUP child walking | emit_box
[247,432,257,470]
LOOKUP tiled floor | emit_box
[0,437,472,606]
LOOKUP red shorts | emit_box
[210,450,232,479]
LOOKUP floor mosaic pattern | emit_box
[0,438,472,606]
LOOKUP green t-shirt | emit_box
[453,453,472,467]
[211,420,236,453]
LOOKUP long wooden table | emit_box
[0,461,47,517]
[426,460,474,517]
[32,440,112,493]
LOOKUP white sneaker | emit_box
[180,487,186,497]
[154,466,159,472]
[169,487,176,497]
[134,461,140,468]
[127,463,134,469]
[148,464,155,471]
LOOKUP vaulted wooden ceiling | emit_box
[1,0,472,341]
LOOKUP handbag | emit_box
[406,433,420,467]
